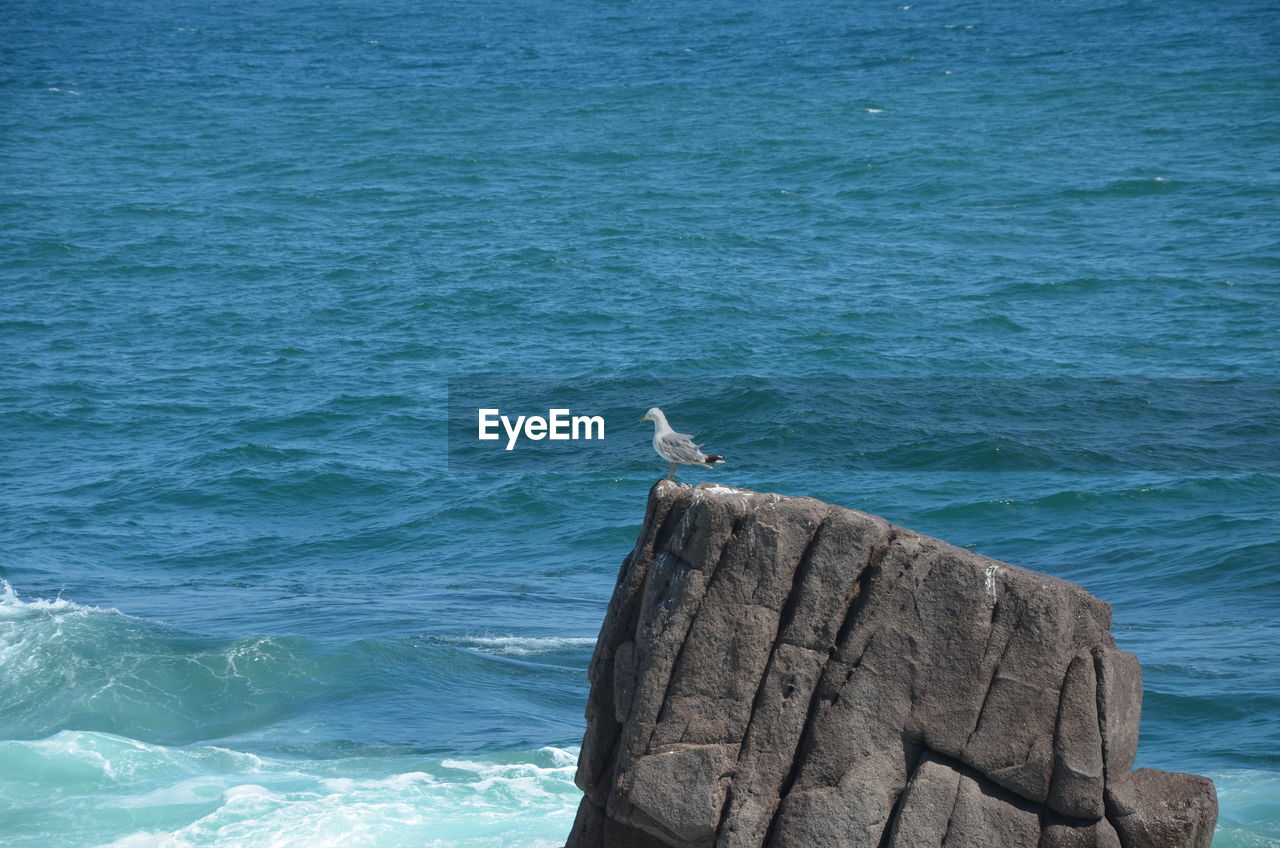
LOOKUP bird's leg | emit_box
[667,462,677,481]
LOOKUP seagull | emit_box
[641,407,726,481]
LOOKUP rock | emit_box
[567,481,1218,848]
[1095,646,1144,782]
[886,752,1042,848]
[1041,817,1123,848]
[1048,652,1106,819]
[617,743,736,847]
[937,762,1042,848]
[1107,769,1218,848]
[568,799,675,848]
[883,753,963,847]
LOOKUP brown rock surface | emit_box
[567,481,1217,848]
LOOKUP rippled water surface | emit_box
[2,0,1278,844]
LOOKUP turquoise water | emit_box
[3,0,1278,844]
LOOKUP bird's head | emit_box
[640,407,664,424]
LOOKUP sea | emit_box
[2,0,1277,845]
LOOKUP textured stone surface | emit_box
[1041,817,1124,848]
[884,753,962,847]
[942,763,1042,848]
[1096,646,1145,782]
[1107,769,1218,848]
[567,481,1218,848]
[1048,652,1107,819]
[567,799,674,848]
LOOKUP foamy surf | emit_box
[0,581,323,744]
[4,730,1271,847]
[0,578,116,621]
[1207,769,1280,847]
[453,635,597,657]
[0,730,580,848]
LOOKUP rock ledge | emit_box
[567,481,1216,848]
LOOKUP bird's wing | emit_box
[658,432,706,464]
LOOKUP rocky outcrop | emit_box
[567,482,1217,848]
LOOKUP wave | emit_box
[0,578,103,620]
[0,730,580,848]
[1,728,1274,847]
[1059,177,1178,198]
[453,635,598,657]
[0,580,323,744]
[1208,769,1280,848]
[0,581,594,756]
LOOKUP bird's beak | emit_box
[639,417,647,422]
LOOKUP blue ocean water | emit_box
[2,0,1278,845]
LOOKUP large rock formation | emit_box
[567,482,1217,848]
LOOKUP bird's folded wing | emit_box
[659,433,706,463]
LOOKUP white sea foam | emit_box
[459,635,596,656]
[0,730,263,791]
[0,580,126,682]
[0,578,110,620]
[1207,769,1280,847]
[0,730,582,848]
[14,731,1276,848]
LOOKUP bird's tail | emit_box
[704,454,726,467]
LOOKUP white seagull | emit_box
[641,407,726,481]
